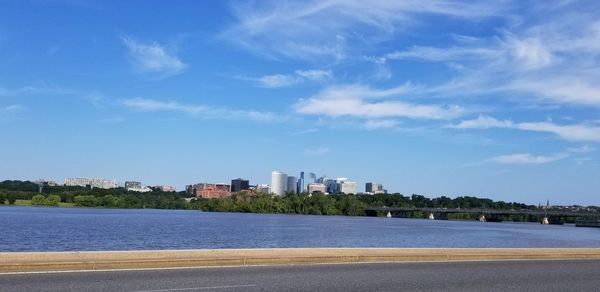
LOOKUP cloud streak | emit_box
[122,98,277,122]
[222,0,507,61]
[122,37,187,76]
[303,147,330,157]
[450,115,600,143]
[1,104,25,113]
[252,69,332,88]
[488,153,568,165]
[381,5,600,107]
[294,84,464,120]
[0,85,74,97]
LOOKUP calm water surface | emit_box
[1,206,600,251]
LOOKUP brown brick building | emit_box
[186,183,231,199]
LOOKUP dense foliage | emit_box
[31,194,61,206]
[189,192,538,217]
[191,192,367,216]
[0,180,541,218]
[0,180,189,209]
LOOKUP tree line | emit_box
[1,180,540,217]
[189,192,539,217]
[0,180,189,209]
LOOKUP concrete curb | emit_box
[2,248,600,273]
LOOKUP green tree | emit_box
[31,194,46,206]
[7,194,17,205]
[74,195,98,207]
[0,193,6,204]
[44,195,61,206]
[99,195,120,208]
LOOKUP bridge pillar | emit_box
[541,217,549,224]
[428,213,435,220]
[479,215,486,222]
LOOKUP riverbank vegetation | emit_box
[1,179,539,215]
[0,180,189,209]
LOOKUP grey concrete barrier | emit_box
[2,248,600,273]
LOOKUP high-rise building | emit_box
[307,183,326,194]
[365,182,385,194]
[323,177,339,194]
[298,171,305,193]
[231,178,250,193]
[286,176,297,194]
[308,172,317,184]
[125,181,142,190]
[340,181,357,194]
[366,182,374,193]
[64,177,117,189]
[271,171,287,196]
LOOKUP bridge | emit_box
[364,207,600,225]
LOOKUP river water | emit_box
[1,206,600,251]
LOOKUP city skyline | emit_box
[1,1,600,205]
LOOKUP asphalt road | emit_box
[1,260,600,292]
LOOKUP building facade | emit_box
[186,183,231,199]
[155,185,177,192]
[271,171,287,196]
[64,177,117,189]
[307,183,326,194]
[340,181,357,194]
[125,181,142,190]
[287,176,297,194]
[231,178,250,193]
[365,182,385,194]
[255,184,271,194]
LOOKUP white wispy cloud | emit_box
[567,145,595,153]
[1,104,25,113]
[381,5,600,107]
[294,69,332,81]
[257,74,301,88]
[385,46,500,62]
[0,85,74,97]
[294,83,464,120]
[253,69,332,88]
[488,153,568,165]
[363,119,400,129]
[122,37,187,76]
[221,1,507,61]
[449,115,600,143]
[303,147,331,157]
[0,104,25,122]
[122,98,277,122]
[290,128,319,136]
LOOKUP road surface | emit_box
[1,260,599,291]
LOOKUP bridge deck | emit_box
[365,207,600,218]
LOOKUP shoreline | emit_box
[3,248,600,273]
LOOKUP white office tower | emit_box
[340,181,357,194]
[287,176,297,194]
[271,171,288,196]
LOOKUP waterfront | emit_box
[1,206,600,251]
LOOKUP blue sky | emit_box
[1,0,600,205]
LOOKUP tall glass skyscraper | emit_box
[298,171,305,194]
